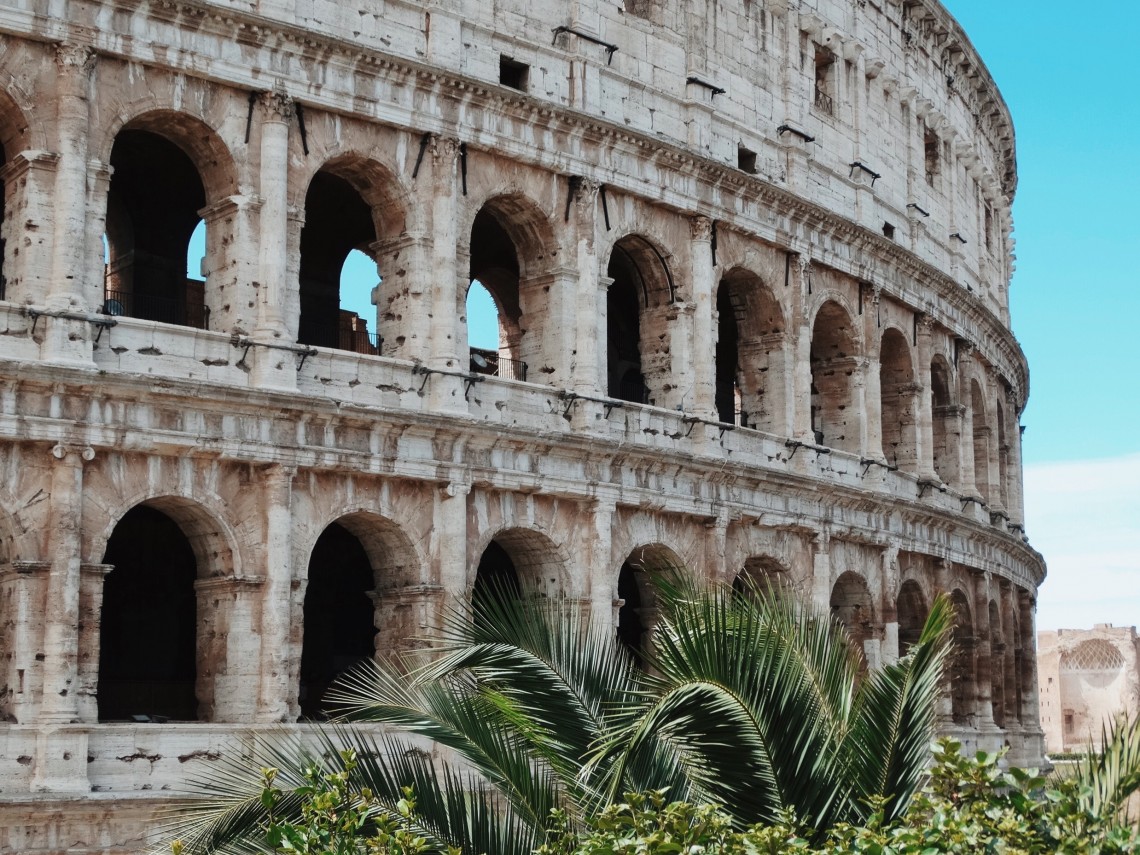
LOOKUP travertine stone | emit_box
[0,0,1045,849]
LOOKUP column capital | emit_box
[51,444,95,462]
[54,43,96,75]
[571,176,601,211]
[689,214,713,242]
[430,134,462,164]
[259,85,295,121]
[916,311,937,334]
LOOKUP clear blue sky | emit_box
[944,0,1140,465]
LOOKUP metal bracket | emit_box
[849,161,881,186]
[686,76,726,97]
[784,439,831,460]
[551,26,619,64]
[906,202,930,217]
[26,308,117,339]
[916,478,943,499]
[776,124,815,143]
[413,364,484,400]
[860,457,898,477]
[231,337,317,371]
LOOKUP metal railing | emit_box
[469,347,527,382]
[299,323,381,356]
[102,289,208,329]
[814,86,834,116]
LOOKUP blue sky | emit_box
[195,1,1137,629]
[943,0,1140,630]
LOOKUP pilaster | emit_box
[257,464,294,722]
[689,216,717,419]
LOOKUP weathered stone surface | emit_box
[0,0,1043,850]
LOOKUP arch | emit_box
[734,554,789,593]
[930,355,957,485]
[989,598,1004,728]
[879,327,918,471]
[810,299,861,453]
[104,124,213,328]
[606,233,675,405]
[616,543,685,657]
[298,155,409,356]
[0,90,30,303]
[465,193,556,383]
[715,268,786,431]
[896,579,928,655]
[98,503,202,722]
[472,526,571,603]
[948,588,975,725]
[970,379,991,502]
[1061,639,1126,672]
[830,570,874,670]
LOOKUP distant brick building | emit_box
[1038,626,1140,754]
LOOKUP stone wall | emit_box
[0,0,1043,851]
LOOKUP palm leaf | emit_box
[845,593,953,821]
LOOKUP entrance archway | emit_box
[98,505,198,722]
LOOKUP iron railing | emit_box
[300,323,381,356]
[814,86,834,116]
[102,289,208,329]
[470,347,527,382]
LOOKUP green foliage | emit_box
[159,581,951,853]
[543,735,1140,855]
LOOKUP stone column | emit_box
[42,44,96,365]
[33,444,92,794]
[427,137,465,412]
[251,87,298,390]
[198,194,262,335]
[972,571,996,729]
[39,444,92,724]
[915,314,938,479]
[0,561,50,725]
[75,563,112,723]
[851,356,872,457]
[254,465,294,722]
[880,543,900,666]
[810,531,831,612]
[435,480,470,605]
[791,258,814,442]
[934,558,954,723]
[571,179,602,397]
[0,151,59,306]
[199,576,265,722]
[1006,389,1026,530]
[585,496,617,631]
[372,232,433,363]
[689,216,717,419]
[957,348,980,498]
[861,285,884,462]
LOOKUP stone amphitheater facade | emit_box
[0,0,1045,850]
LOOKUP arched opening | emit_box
[1008,607,1022,726]
[949,588,975,725]
[616,544,682,657]
[299,522,377,719]
[0,96,31,303]
[930,356,957,485]
[989,599,1004,728]
[472,528,567,614]
[970,380,990,502]
[466,279,500,355]
[715,283,741,425]
[810,301,860,453]
[715,269,785,431]
[830,571,874,671]
[896,579,928,656]
[98,505,198,722]
[298,166,384,355]
[104,129,208,328]
[733,555,788,599]
[468,206,526,381]
[879,329,917,471]
[606,235,673,405]
[996,400,1010,510]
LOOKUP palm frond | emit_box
[159,727,541,855]
[1071,714,1140,827]
[845,593,953,822]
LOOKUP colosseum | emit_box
[0,0,1045,849]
